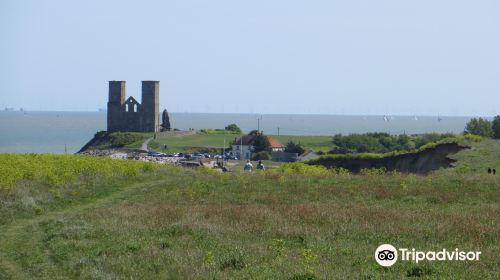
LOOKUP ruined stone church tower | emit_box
[107,81,160,132]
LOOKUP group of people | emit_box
[244,160,265,172]
[487,168,497,175]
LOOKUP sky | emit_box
[0,0,499,116]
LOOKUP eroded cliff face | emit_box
[307,142,468,174]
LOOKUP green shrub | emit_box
[225,123,242,134]
[94,130,107,138]
[253,134,270,153]
[462,134,483,142]
[276,163,329,175]
[360,167,386,175]
[252,151,270,160]
[330,132,454,154]
[200,128,239,135]
[285,141,305,154]
[108,132,150,148]
[492,115,500,139]
[327,146,350,154]
[332,167,350,176]
[464,117,493,137]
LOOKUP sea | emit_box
[0,111,472,154]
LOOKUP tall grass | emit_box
[0,154,169,227]
[0,154,157,189]
[3,165,496,279]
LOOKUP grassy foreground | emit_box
[0,141,499,279]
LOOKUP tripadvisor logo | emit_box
[375,244,481,267]
[375,244,398,267]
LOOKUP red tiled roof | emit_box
[234,135,257,145]
[267,137,285,148]
[234,135,285,148]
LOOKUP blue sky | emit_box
[0,0,499,115]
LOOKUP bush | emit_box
[94,131,107,138]
[225,124,242,134]
[461,134,483,142]
[360,167,386,175]
[327,146,350,154]
[464,117,493,137]
[200,126,242,134]
[253,134,270,153]
[108,132,150,148]
[492,115,500,139]
[285,141,305,155]
[276,163,329,175]
[252,151,270,160]
[330,133,447,154]
[199,128,229,134]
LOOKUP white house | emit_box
[232,135,256,160]
[232,135,285,160]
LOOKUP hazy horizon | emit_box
[1,1,499,116]
[0,109,492,118]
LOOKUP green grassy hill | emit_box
[149,132,242,153]
[80,131,153,152]
[0,140,499,279]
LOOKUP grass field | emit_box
[148,131,335,154]
[0,140,499,279]
[149,132,243,153]
[270,135,333,153]
[148,132,462,155]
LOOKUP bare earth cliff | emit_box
[307,142,468,174]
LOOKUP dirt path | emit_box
[0,179,165,279]
[140,137,153,151]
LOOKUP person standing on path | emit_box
[257,160,265,171]
[244,160,253,172]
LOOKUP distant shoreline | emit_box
[0,112,479,154]
[0,110,490,118]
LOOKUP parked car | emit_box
[148,152,167,157]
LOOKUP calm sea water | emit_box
[0,111,471,154]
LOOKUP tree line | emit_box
[464,116,500,138]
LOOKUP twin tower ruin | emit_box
[107,81,170,133]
